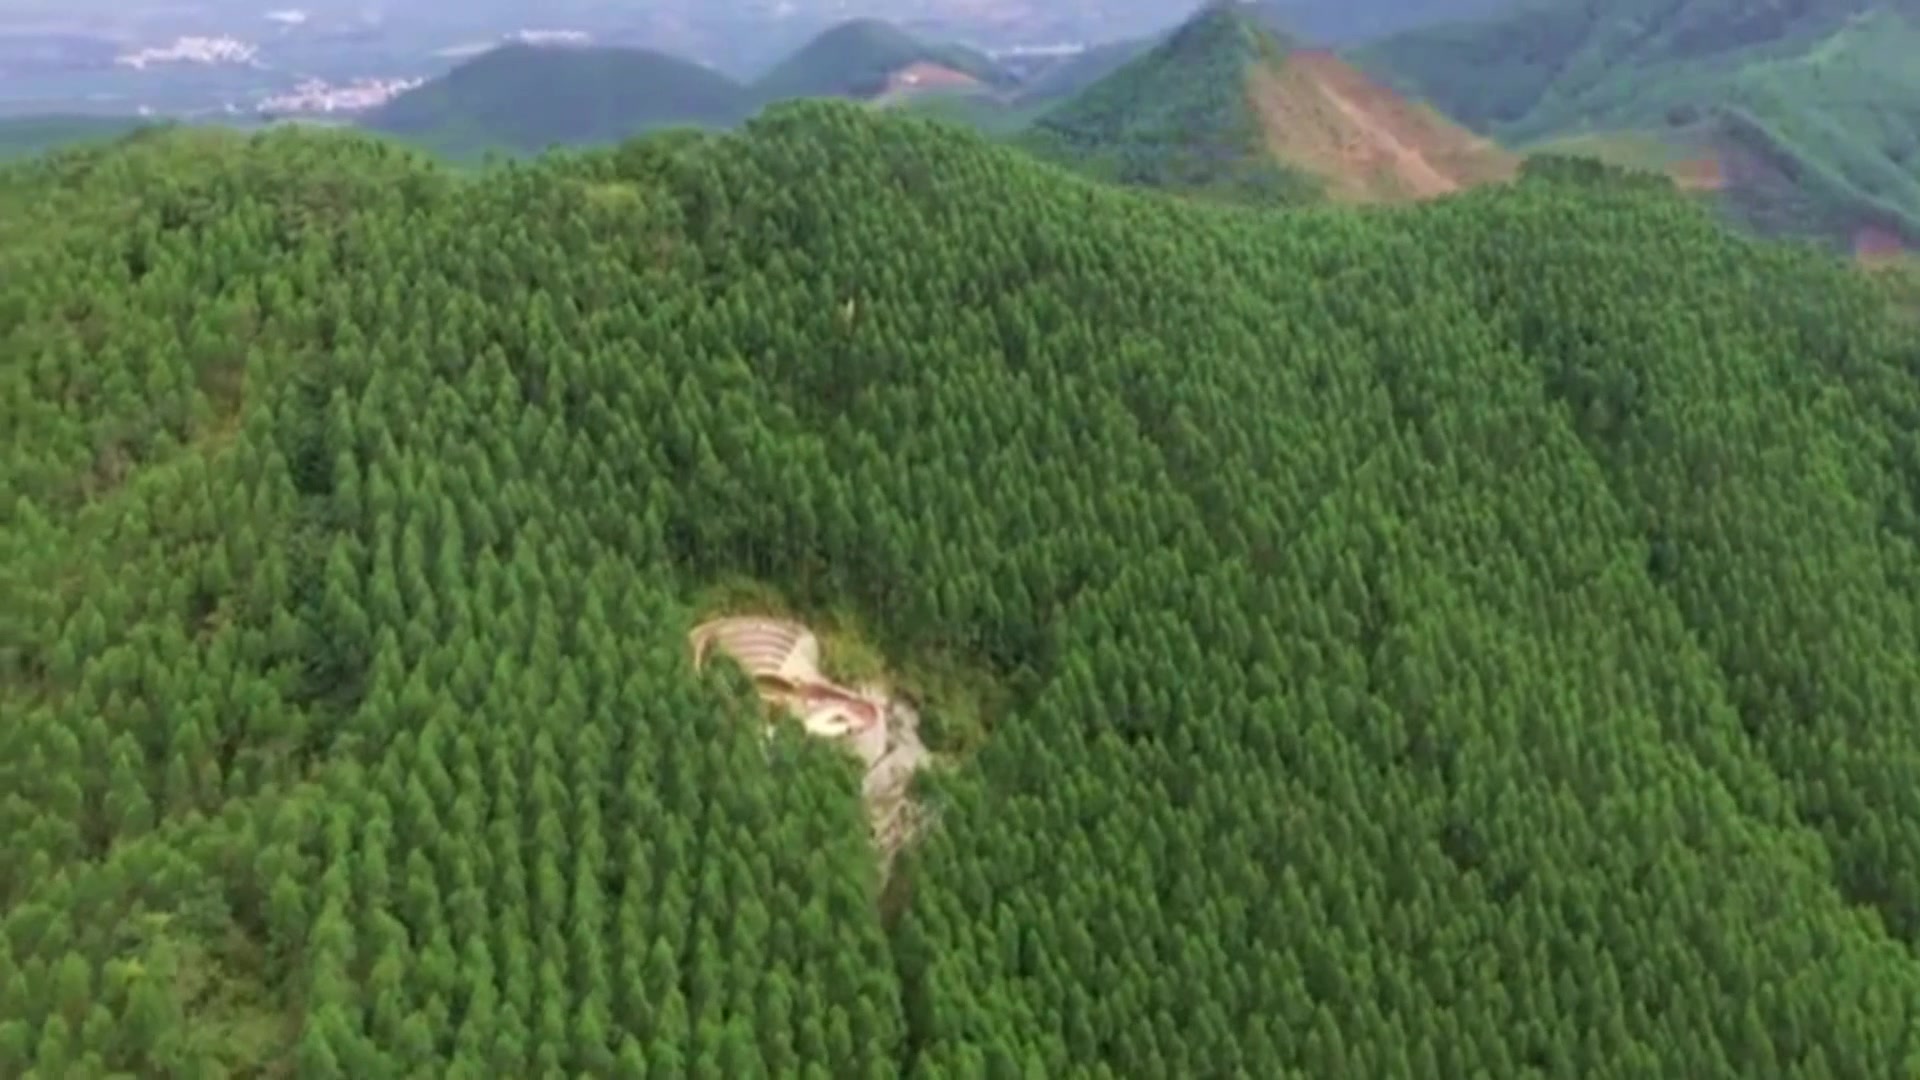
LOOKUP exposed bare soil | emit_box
[870,62,986,108]
[1667,153,1727,191]
[889,62,982,93]
[1247,50,1517,203]
[1855,224,1910,267]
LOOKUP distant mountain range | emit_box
[362,44,752,159]
[357,18,1022,159]
[7,0,1915,259]
[1014,2,1513,205]
[1354,0,1920,250]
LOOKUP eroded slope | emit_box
[1249,49,1516,202]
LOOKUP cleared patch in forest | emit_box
[688,600,934,871]
[689,577,1009,876]
[691,615,893,767]
[1247,50,1517,203]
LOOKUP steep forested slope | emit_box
[1019,4,1320,203]
[5,100,1920,1077]
[362,44,750,159]
[1356,0,1920,245]
[1023,3,1511,205]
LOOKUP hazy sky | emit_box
[0,0,1511,55]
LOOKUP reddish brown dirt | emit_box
[1248,50,1518,203]
[1855,224,1909,267]
[1667,153,1726,192]
[885,62,983,95]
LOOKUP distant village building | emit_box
[116,37,259,70]
[257,76,424,116]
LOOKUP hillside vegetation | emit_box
[1357,0,1920,245]
[749,18,1015,103]
[362,44,750,159]
[1022,3,1511,205]
[1019,5,1322,203]
[6,98,1920,1077]
[359,20,1020,161]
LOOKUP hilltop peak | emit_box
[1022,0,1510,204]
[1164,0,1303,53]
[751,17,1014,102]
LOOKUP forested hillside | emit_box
[361,44,752,159]
[1018,4,1323,204]
[6,97,1920,1077]
[749,19,1016,103]
[1355,0,1920,246]
[355,20,1016,161]
[1022,3,1511,205]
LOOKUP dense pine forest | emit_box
[1017,4,1324,205]
[5,101,1920,1077]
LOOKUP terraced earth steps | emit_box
[690,614,934,869]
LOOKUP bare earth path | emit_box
[1249,51,1516,203]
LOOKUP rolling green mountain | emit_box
[1005,0,1513,108]
[361,43,751,159]
[1018,3,1321,203]
[357,21,1020,162]
[749,18,1017,103]
[1020,2,1513,205]
[1356,0,1920,249]
[7,95,1920,1076]
[942,0,1500,141]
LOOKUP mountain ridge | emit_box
[1354,0,1920,248]
[361,42,749,157]
[1022,3,1512,205]
[749,17,1016,103]
[359,18,1018,160]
